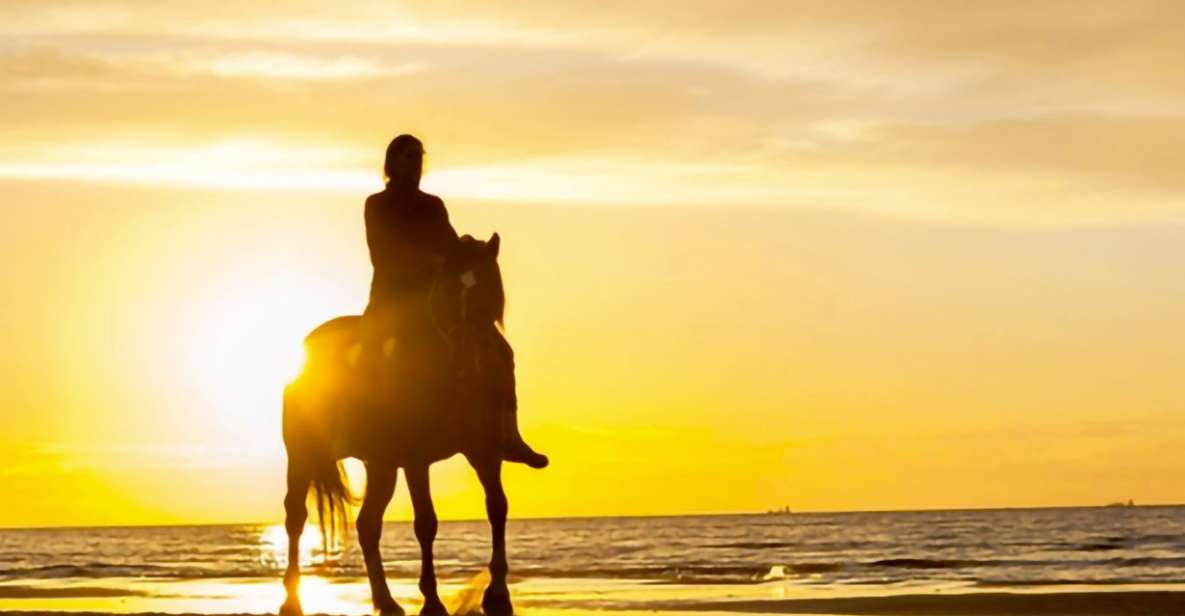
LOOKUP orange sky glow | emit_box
[2,1,1184,528]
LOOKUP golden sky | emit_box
[2,1,1184,527]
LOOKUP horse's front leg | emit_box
[280,463,309,616]
[406,464,447,616]
[472,458,512,616]
[358,464,403,615]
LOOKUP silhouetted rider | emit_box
[361,134,547,468]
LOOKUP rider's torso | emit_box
[365,188,455,310]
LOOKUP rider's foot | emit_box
[498,394,547,469]
[503,438,549,469]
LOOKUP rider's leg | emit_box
[491,331,548,469]
[358,303,401,389]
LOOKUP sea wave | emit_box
[7,554,1185,586]
[2,508,1184,588]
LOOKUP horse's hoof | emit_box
[481,586,513,616]
[419,597,449,616]
[375,598,406,616]
[279,596,304,616]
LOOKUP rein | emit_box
[425,267,485,377]
[426,271,456,344]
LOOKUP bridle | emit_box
[426,264,486,377]
[426,269,458,344]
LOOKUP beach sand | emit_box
[654,590,1185,614]
[2,576,1184,616]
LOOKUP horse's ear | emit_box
[488,232,501,257]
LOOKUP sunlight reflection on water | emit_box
[258,524,322,569]
[254,524,369,614]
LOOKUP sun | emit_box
[185,269,352,438]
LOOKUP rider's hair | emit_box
[383,134,424,181]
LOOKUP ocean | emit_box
[2,507,1184,614]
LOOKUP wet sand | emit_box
[5,590,1185,615]
[1,577,1184,616]
[654,590,1185,614]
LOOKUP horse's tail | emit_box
[283,315,360,555]
[310,454,352,553]
[284,380,356,555]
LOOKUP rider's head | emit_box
[384,134,424,189]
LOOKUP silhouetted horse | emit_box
[280,234,517,616]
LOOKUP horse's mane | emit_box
[487,260,506,327]
[454,236,505,327]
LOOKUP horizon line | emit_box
[3,501,1179,532]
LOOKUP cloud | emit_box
[3,1,1185,223]
[201,52,423,81]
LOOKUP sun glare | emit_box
[0,140,374,192]
[185,270,351,438]
[258,525,371,614]
[259,523,322,568]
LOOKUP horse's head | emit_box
[449,232,505,330]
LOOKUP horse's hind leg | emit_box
[406,464,447,616]
[358,464,403,615]
[471,458,512,616]
[281,462,309,616]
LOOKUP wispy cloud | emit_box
[2,1,1185,223]
[201,52,423,81]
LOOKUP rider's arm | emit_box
[364,196,392,268]
[425,195,460,262]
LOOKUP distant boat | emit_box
[765,506,793,515]
[1104,499,1136,508]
